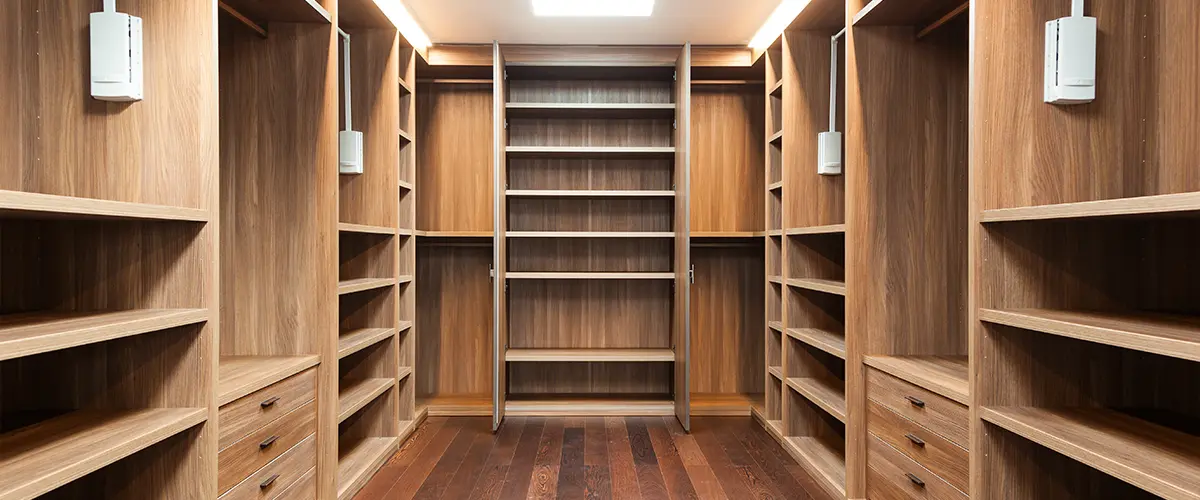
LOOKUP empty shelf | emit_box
[398,275,414,285]
[506,231,675,238]
[690,231,764,238]
[980,308,1200,363]
[506,102,676,119]
[980,191,1200,223]
[767,181,783,191]
[338,222,396,235]
[337,327,396,359]
[338,378,395,423]
[767,229,783,237]
[337,436,399,500]
[506,272,675,280]
[399,129,413,143]
[787,278,847,296]
[787,377,847,423]
[981,407,1200,500]
[505,398,674,416]
[338,278,394,295]
[784,437,847,500]
[506,189,675,198]
[786,224,846,236]
[787,328,847,359]
[0,189,209,222]
[768,130,783,144]
[399,77,413,95]
[399,366,413,381]
[768,365,784,380]
[506,146,676,158]
[0,309,208,362]
[863,355,968,405]
[218,355,321,406]
[768,321,784,332]
[506,348,674,362]
[418,231,493,238]
[0,408,207,500]
[770,79,783,97]
[398,179,414,191]
[768,276,784,285]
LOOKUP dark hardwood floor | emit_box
[354,416,821,499]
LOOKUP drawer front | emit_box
[274,467,315,499]
[219,368,316,451]
[867,368,968,448]
[867,435,966,500]
[868,401,968,492]
[219,402,316,494]
[220,434,316,500]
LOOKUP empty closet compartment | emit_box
[689,241,765,415]
[785,381,846,500]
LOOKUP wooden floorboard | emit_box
[355,416,812,500]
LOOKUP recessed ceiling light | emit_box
[532,0,655,17]
[749,0,812,49]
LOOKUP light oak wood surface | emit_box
[690,83,765,233]
[416,82,494,232]
[336,436,399,500]
[506,189,675,198]
[867,367,968,449]
[0,309,208,362]
[337,378,396,423]
[784,436,847,500]
[786,225,846,236]
[505,348,675,362]
[979,308,1200,363]
[220,436,316,500]
[866,434,966,500]
[217,355,321,407]
[787,328,847,360]
[787,278,847,296]
[337,327,397,360]
[218,368,317,451]
[337,278,395,295]
[981,191,1200,222]
[506,102,676,119]
[338,222,397,236]
[787,377,847,423]
[506,146,676,158]
[504,399,675,417]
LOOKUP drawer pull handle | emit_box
[906,473,926,488]
[260,473,280,489]
[259,435,279,449]
[260,396,280,408]
[905,433,926,447]
[905,396,926,408]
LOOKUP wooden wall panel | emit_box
[690,86,765,233]
[415,244,493,398]
[689,245,765,394]
[416,84,494,232]
[507,362,673,395]
[508,159,673,191]
[507,239,671,273]
[783,29,844,229]
[507,119,674,147]
[508,80,672,104]
[507,199,674,232]
[507,281,672,349]
[338,29,400,228]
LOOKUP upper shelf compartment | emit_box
[506,146,676,159]
[218,0,331,26]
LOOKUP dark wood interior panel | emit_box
[690,244,765,395]
[508,80,672,104]
[416,243,493,398]
[507,198,674,232]
[507,119,675,148]
[416,83,494,232]
[507,362,672,395]
[507,239,671,273]
[507,158,673,191]
[339,232,396,281]
[787,287,845,335]
[339,287,396,332]
[507,281,672,349]
[690,85,765,233]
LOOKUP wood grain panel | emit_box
[508,281,671,349]
[866,434,965,500]
[783,29,844,230]
[868,402,967,493]
[690,85,766,233]
[508,363,673,395]
[507,239,671,273]
[508,80,672,105]
[508,158,673,191]
[507,119,674,148]
[416,83,493,232]
[338,29,399,229]
[504,46,682,67]
[690,245,765,395]
[415,244,493,398]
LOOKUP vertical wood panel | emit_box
[689,86,765,233]
[416,83,494,232]
[674,44,692,431]
[493,42,508,431]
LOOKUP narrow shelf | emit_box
[768,365,784,380]
[768,321,784,332]
[767,229,783,237]
[690,231,764,238]
[507,231,675,239]
[0,189,209,222]
[863,355,969,405]
[506,348,674,362]
[399,366,413,381]
[0,408,207,500]
[338,378,395,423]
[505,398,674,417]
[420,394,493,417]
[506,146,676,159]
[980,308,1200,363]
[506,189,675,198]
[398,179,414,191]
[399,129,413,143]
[980,192,1200,223]
[399,77,413,96]
[784,437,847,500]
[768,130,783,145]
[767,181,783,191]
[981,407,1200,500]
[337,277,395,295]
[787,278,847,296]
[852,0,964,27]
[786,377,847,423]
[0,309,208,362]
[506,102,676,119]
[786,327,847,359]
[770,79,784,97]
[786,224,846,236]
[506,272,675,280]
[768,276,783,285]
[218,355,320,406]
[338,222,397,235]
[337,327,396,359]
[337,436,400,500]
[417,231,493,238]
[397,228,415,237]
[398,275,414,285]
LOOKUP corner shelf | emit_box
[337,378,395,423]
[786,377,847,423]
[786,327,847,359]
[337,436,399,500]
[0,309,209,362]
[217,355,321,406]
[505,348,674,362]
[863,355,968,405]
[337,327,396,359]
[506,189,675,198]
[980,308,1200,363]
[337,278,395,295]
[505,102,676,119]
[506,231,675,239]
[0,189,209,222]
[980,191,1200,223]
[786,278,847,296]
[505,272,675,280]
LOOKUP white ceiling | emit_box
[403,0,781,45]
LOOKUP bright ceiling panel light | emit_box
[532,0,655,17]
[748,0,812,49]
[378,1,432,49]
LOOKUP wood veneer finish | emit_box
[689,244,765,397]
[221,435,316,500]
[868,401,968,493]
[867,368,968,448]
[415,242,493,401]
[866,434,966,500]
[217,402,315,494]
[416,82,494,232]
[218,368,317,451]
[690,84,765,233]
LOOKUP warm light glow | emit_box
[532,0,655,17]
[748,0,812,49]
[378,0,432,49]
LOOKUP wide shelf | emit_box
[0,309,208,362]
[338,222,397,236]
[863,355,968,405]
[768,276,783,285]
[0,189,209,222]
[787,278,847,296]
[852,0,965,27]
[981,407,1200,500]
[980,191,1200,223]
[337,277,395,295]
[783,436,847,500]
[787,377,847,423]
[506,231,675,239]
[980,308,1200,363]
[690,231,764,238]
[337,378,395,423]
[505,397,673,416]
[506,102,676,119]
[786,327,846,359]
[506,189,675,198]
[506,272,675,280]
[506,146,676,158]
[337,327,396,359]
[0,408,207,500]
[505,348,674,362]
[337,436,400,500]
[218,355,321,406]
[786,224,846,236]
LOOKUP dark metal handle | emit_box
[260,396,280,408]
[260,474,280,489]
[259,435,279,449]
[906,473,925,487]
[905,433,926,447]
[905,395,926,408]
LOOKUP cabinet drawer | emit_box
[218,401,315,494]
[867,367,967,448]
[867,435,966,500]
[274,467,315,499]
[220,434,316,500]
[868,401,967,492]
[219,367,316,451]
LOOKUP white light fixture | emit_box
[378,1,432,49]
[532,0,655,17]
[749,0,812,49]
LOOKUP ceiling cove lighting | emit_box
[749,0,812,49]
[532,0,655,17]
[378,1,432,49]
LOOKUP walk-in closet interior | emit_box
[0,0,1196,498]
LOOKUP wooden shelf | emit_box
[337,327,396,359]
[980,308,1200,363]
[0,309,208,362]
[505,348,674,362]
[766,229,783,237]
[768,276,783,285]
[337,222,397,235]
[506,272,675,280]
[786,327,847,359]
[506,146,676,158]
[338,378,395,423]
[980,192,1200,223]
[783,437,847,500]
[852,0,964,27]
[863,355,968,405]
[218,355,320,406]
[505,398,674,417]
[787,278,847,296]
[399,128,413,143]
[0,189,209,222]
[506,102,676,119]
[399,77,413,96]
[506,231,675,239]
[690,231,764,238]
[398,275,414,285]
[786,224,846,236]
[768,321,784,332]
[767,181,783,191]
[218,0,330,25]
[397,228,415,237]
[417,231,493,238]
[337,436,399,500]
[398,179,414,191]
[768,365,784,380]
[337,277,394,295]
[399,366,413,381]
[981,407,1200,500]
[419,394,493,417]
[691,393,757,416]
[506,189,675,198]
[0,408,207,500]
[769,79,783,97]
[787,377,847,423]
[768,130,783,145]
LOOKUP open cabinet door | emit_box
[674,43,692,432]
[492,41,508,432]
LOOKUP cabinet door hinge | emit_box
[489,265,495,281]
[689,264,695,284]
